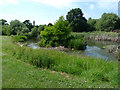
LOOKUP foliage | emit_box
[1,25,10,35]
[38,25,46,34]
[66,8,88,32]
[48,23,53,26]
[12,35,28,42]
[39,26,56,47]
[0,19,8,25]
[96,13,119,31]
[68,39,86,50]
[23,20,33,31]
[31,27,38,37]
[40,16,70,47]
[87,18,98,31]
[9,20,29,35]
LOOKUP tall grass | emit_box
[2,36,118,84]
[66,33,87,50]
[85,31,119,42]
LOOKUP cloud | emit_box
[90,4,94,10]
[0,0,3,5]
[73,0,119,2]
[97,2,118,9]
[0,0,18,5]
[32,0,74,9]
[31,0,119,9]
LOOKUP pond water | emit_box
[25,40,119,61]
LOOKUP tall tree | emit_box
[96,13,120,31]
[87,18,98,31]
[38,25,46,34]
[10,20,28,35]
[48,23,53,26]
[23,20,33,31]
[66,8,88,32]
[0,19,8,25]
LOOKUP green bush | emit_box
[13,35,28,42]
[68,39,86,50]
[40,16,70,47]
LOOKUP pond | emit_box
[25,40,119,61]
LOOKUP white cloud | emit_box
[32,0,74,9]
[31,0,119,9]
[6,0,18,4]
[97,2,118,9]
[0,0,3,5]
[0,0,18,5]
[73,0,119,2]
[90,4,94,10]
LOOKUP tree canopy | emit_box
[23,20,33,31]
[0,19,8,25]
[66,8,88,32]
[96,13,120,31]
[87,18,98,32]
[9,20,28,35]
[40,16,70,47]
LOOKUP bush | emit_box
[31,27,38,37]
[68,39,86,50]
[13,35,28,42]
[40,16,70,47]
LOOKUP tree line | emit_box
[0,8,120,37]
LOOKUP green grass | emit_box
[2,36,118,88]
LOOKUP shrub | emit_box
[13,35,28,42]
[40,16,70,47]
[68,39,86,50]
[31,27,38,37]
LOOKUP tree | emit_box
[87,18,98,31]
[10,20,28,35]
[38,25,46,34]
[115,18,120,29]
[40,16,70,47]
[1,25,10,35]
[96,13,120,31]
[0,19,8,25]
[54,16,70,44]
[31,27,38,37]
[66,8,88,32]
[23,20,33,31]
[48,23,53,26]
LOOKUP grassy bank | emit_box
[2,36,118,88]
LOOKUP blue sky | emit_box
[0,0,119,25]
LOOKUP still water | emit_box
[26,40,119,61]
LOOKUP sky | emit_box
[0,0,119,25]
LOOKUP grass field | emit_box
[1,36,119,88]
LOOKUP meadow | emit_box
[2,36,118,88]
